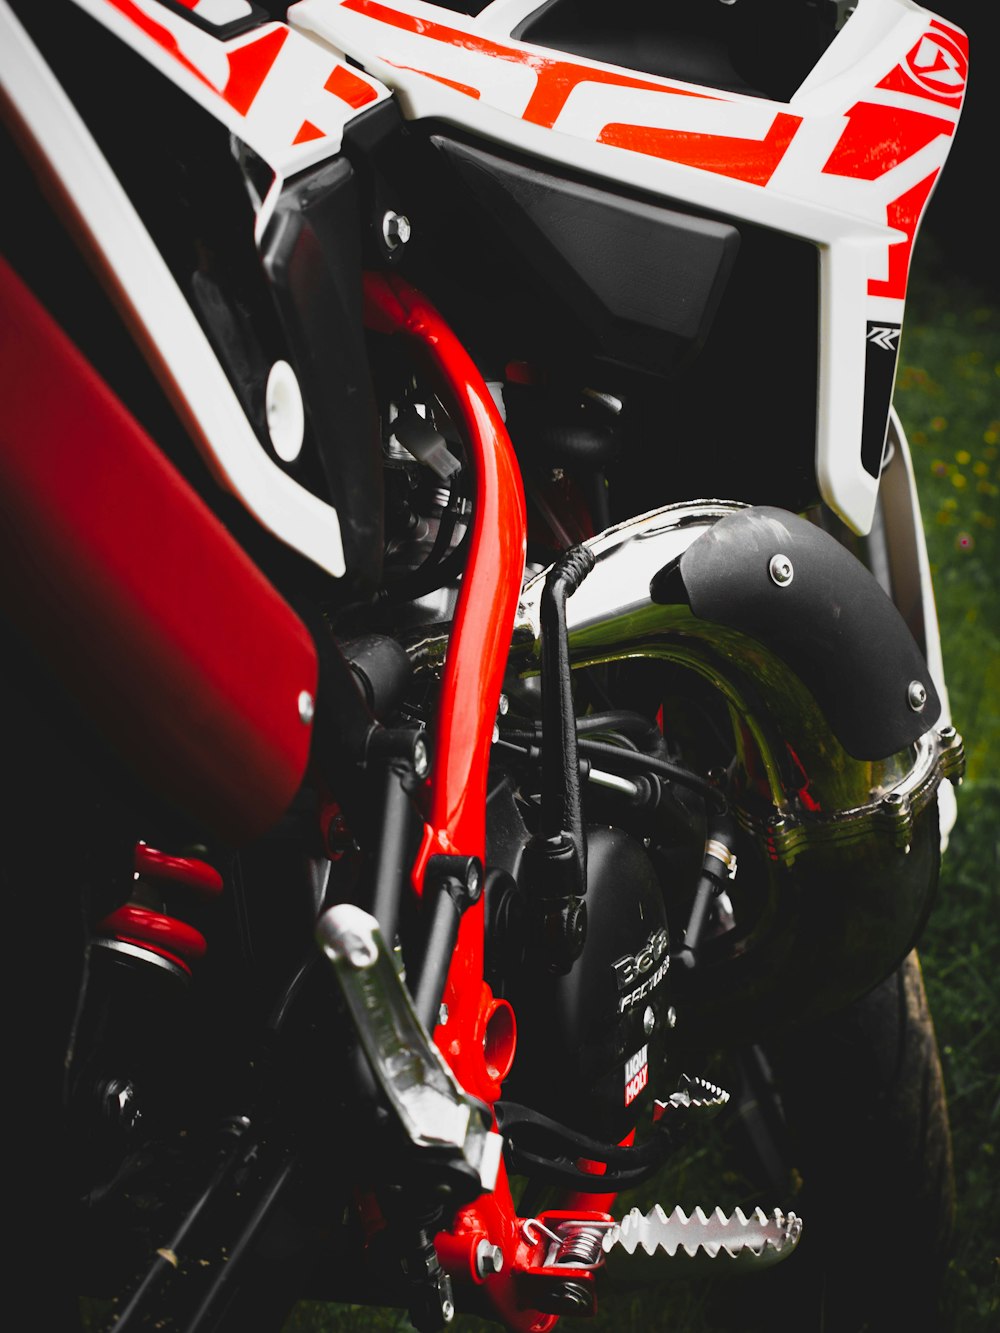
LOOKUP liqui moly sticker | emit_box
[624,1044,649,1107]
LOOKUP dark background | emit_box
[920,2,998,298]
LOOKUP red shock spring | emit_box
[98,842,224,979]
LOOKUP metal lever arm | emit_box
[316,903,502,1194]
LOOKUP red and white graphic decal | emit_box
[624,1045,649,1108]
[288,0,965,535]
[820,96,955,301]
[879,21,968,104]
[324,0,805,188]
[292,0,961,219]
[599,111,802,188]
[176,0,255,25]
[73,0,386,180]
[339,0,708,128]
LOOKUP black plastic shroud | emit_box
[651,506,941,761]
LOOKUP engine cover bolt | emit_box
[382,210,412,250]
[475,1239,505,1278]
[768,553,794,587]
[643,1005,656,1035]
[907,680,928,711]
[666,1005,678,1029]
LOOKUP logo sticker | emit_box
[624,1044,649,1107]
[613,928,669,1013]
[904,31,967,98]
[866,325,901,352]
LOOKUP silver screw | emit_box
[441,1299,455,1323]
[498,693,510,716]
[475,1239,504,1278]
[643,1005,656,1035]
[382,210,411,250]
[907,680,928,712]
[769,554,794,587]
[438,1003,449,1026]
[413,736,429,778]
[666,1006,678,1029]
[298,690,315,724]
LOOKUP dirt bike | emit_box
[0,0,969,1330]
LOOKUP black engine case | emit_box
[500,824,671,1144]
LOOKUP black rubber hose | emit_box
[499,728,727,812]
[538,545,597,883]
[576,709,666,752]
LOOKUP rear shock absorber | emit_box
[96,842,224,982]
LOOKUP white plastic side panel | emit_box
[1,0,347,578]
[883,408,952,722]
[68,0,389,182]
[290,0,966,535]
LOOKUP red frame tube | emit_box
[363,273,553,1327]
[363,271,526,1096]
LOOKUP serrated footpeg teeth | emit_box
[652,1072,731,1122]
[603,1203,802,1276]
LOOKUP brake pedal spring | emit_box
[554,1222,613,1268]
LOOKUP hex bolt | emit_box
[769,553,794,587]
[413,736,429,778]
[441,1299,455,1324]
[907,680,928,712]
[382,210,412,250]
[643,1005,656,1035]
[438,1003,449,1027]
[475,1239,504,1278]
[298,690,315,725]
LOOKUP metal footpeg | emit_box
[603,1203,802,1278]
[653,1072,730,1122]
[316,904,502,1193]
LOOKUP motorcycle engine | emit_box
[485,776,672,1145]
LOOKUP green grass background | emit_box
[281,243,999,1333]
[891,238,1000,1330]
